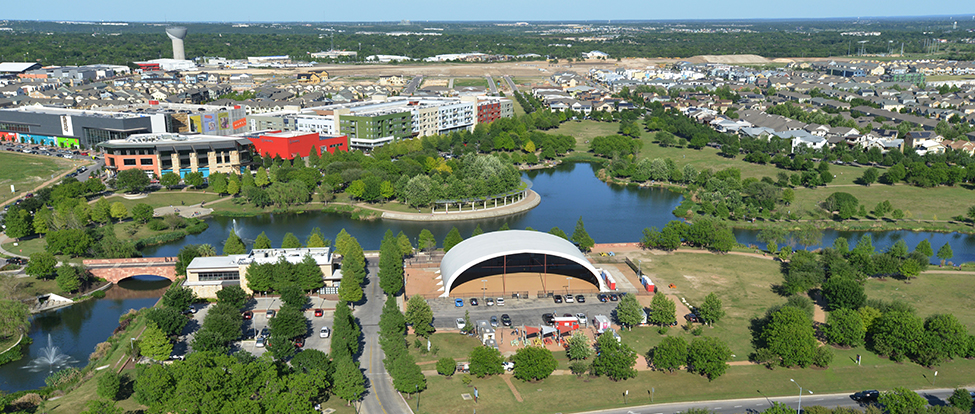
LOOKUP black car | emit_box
[576,295,586,303]
[553,294,563,304]
[470,298,479,306]
[684,313,699,323]
[597,293,608,302]
[609,294,619,301]
[852,390,880,402]
[542,313,555,326]
[501,314,512,326]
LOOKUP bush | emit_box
[570,361,589,377]
[89,341,113,361]
[692,326,704,336]
[92,290,106,299]
[436,357,456,377]
[812,346,834,368]
[97,372,121,401]
[461,373,473,387]
[147,219,169,231]
[45,367,81,388]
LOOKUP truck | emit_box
[593,314,611,333]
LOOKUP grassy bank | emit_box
[0,152,87,206]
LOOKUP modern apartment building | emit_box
[99,133,254,178]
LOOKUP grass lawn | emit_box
[512,99,527,117]
[0,152,87,206]
[545,120,622,152]
[865,272,975,331]
[408,332,484,364]
[0,335,20,353]
[453,77,487,88]
[105,191,223,211]
[789,183,975,222]
[926,75,975,82]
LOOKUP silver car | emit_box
[319,327,330,338]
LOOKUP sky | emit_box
[6,0,975,22]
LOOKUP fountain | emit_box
[22,334,77,373]
[230,219,254,244]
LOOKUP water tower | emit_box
[165,27,188,60]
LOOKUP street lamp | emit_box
[415,384,420,410]
[482,279,487,299]
[566,277,571,294]
[130,338,136,358]
[790,379,813,414]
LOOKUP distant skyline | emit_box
[5,0,975,23]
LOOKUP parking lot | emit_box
[428,293,623,330]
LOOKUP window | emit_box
[123,159,136,166]
[140,158,153,166]
[196,271,240,282]
[0,122,30,133]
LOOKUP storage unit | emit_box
[593,314,611,333]
[600,270,617,290]
[640,275,655,293]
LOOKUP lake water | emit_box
[0,276,170,392]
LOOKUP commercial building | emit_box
[184,247,337,298]
[241,130,348,160]
[98,133,254,178]
[0,106,160,149]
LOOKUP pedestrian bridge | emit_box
[83,257,178,283]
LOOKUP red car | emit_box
[314,308,324,317]
[294,337,305,348]
[242,311,253,320]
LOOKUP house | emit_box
[777,130,827,152]
[904,131,944,155]
[297,70,328,84]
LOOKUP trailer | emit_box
[593,314,611,333]
[640,275,655,293]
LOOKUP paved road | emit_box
[503,75,518,94]
[574,388,968,414]
[486,75,498,94]
[403,75,423,95]
[358,256,414,414]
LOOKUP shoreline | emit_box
[381,189,541,221]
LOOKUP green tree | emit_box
[648,293,676,326]
[56,264,82,293]
[548,226,569,240]
[860,167,879,186]
[226,176,240,196]
[924,313,969,360]
[878,388,926,414]
[143,306,187,337]
[471,224,484,237]
[872,311,923,362]
[161,285,196,311]
[418,229,437,251]
[696,293,725,325]
[436,357,456,377]
[937,242,953,266]
[347,179,366,200]
[378,237,404,296]
[616,293,644,329]
[209,173,228,194]
[405,295,435,338]
[948,389,973,412]
[223,232,246,255]
[109,201,128,223]
[824,308,866,348]
[0,300,31,339]
[3,208,32,239]
[254,231,272,249]
[822,276,866,310]
[140,323,173,361]
[913,240,934,260]
[160,172,180,189]
[469,346,504,378]
[762,306,816,367]
[512,346,558,381]
[25,251,58,278]
[97,371,122,401]
[305,227,329,248]
[397,231,413,257]
[115,168,150,193]
[338,275,363,304]
[566,332,593,360]
[591,331,638,381]
[333,357,366,406]
[442,227,464,253]
[91,199,110,226]
[649,336,688,372]
[270,305,307,340]
[687,336,731,380]
[281,232,302,248]
[131,203,154,224]
[899,258,921,281]
[216,285,248,310]
[571,216,595,252]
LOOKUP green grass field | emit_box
[0,152,86,206]
[408,332,484,364]
[865,272,975,331]
[789,183,975,222]
[453,77,487,88]
[106,192,223,211]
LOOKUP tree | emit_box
[469,346,504,378]
[548,226,569,240]
[305,227,329,248]
[924,313,969,360]
[209,173,228,194]
[824,308,865,348]
[898,258,921,281]
[436,357,456,377]
[913,240,934,260]
[512,346,558,381]
[270,305,307,341]
[948,389,973,412]
[397,231,413,257]
[591,331,638,381]
[338,276,363,304]
[160,172,180,189]
[25,251,57,278]
[91,199,110,226]
[696,293,725,325]
[131,203,154,224]
[878,388,926,414]
[255,167,270,187]
[216,285,248,310]
[860,167,879,186]
[822,276,866,310]
[97,371,122,401]
[140,322,173,361]
[161,285,196,311]
[56,264,82,293]
[648,293,676,326]
[405,295,435,338]
[333,357,366,406]
[418,229,437,251]
[566,332,593,360]
[143,306,187,337]
[871,311,923,362]
[937,242,953,266]
[687,336,731,380]
[254,231,272,249]
[0,300,30,339]
[223,232,246,255]
[281,232,302,249]
[616,294,644,329]
[109,202,128,223]
[762,306,816,367]
[649,336,688,372]
[3,208,33,239]
[571,216,595,252]
[442,227,464,253]
[115,168,150,193]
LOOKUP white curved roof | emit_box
[439,230,605,297]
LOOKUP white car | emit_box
[319,327,330,338]
[564,295,574,303]
[486,298,494,306]
[502,362,514,371]
[456,318,467,330]
[255,337,266,347]
[496,297,505,306]
[576,313,587,326]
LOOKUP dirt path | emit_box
[501,374,524,402]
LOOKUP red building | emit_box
[246,131,348,160]
[477,100,501,125]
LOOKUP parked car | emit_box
[501,314,512,326]
[564,295,574,303]
[294,337,305,348]
[454,298,464,307]
[470,298,478,306]
[553,295,563,304]
[576,295,586,303]
[576,313,587,326]
[486,298,494,306]
[496,297,505,306]
[684,313,699,323]
[597,293,608,302]
[314,308,324,317]
[609,294,619,301]
[242,311,253,320]
[490,316,499,327]
[320,327,330,338]
[266,309,275,318]
[255,337,266,347]
[502,361,515,371]
[455,318,467,330]
[852,390,879,402]
[542,313,555,326]
[243,328,256,340]
[188,305,198,314]
[260,327,269,337]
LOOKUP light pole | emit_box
[790,379,812,414]
[416,384,420,409]
[130,338,136,359]
[482,279,487,299]
[566,277,571,294]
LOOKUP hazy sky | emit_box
[6,0,974,22]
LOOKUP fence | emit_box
[623,257,642,276]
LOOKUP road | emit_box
[403,75,423,95]
[574,388,968,414]
[503,75,518,94]
[486,75,498,94]
[357,256,414,414]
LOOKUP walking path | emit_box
[379,190,540,222]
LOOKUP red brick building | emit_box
[246,131,348,160]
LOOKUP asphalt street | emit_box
[573,388,970,414]
[403,75,423,94]
[486,75,498,94]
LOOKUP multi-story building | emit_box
[241,130,348,160]
[474,97,514,125]
[0,106,160,149]
[99,133,254,178]
[184,247,337,298]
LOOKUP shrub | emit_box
[413,338,423,349]
[147,219,169,231]
[436,357,456,377]
[45,367,81,388]
[812,346,834,368]
[89,341,113,361]
[570,361,589,377]
[461,373,473,387]
[97,372,121,401]
[692,326,704,336]
[10,393,42,410]
[92,290,106,299]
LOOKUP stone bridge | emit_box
[83,257,178,283]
